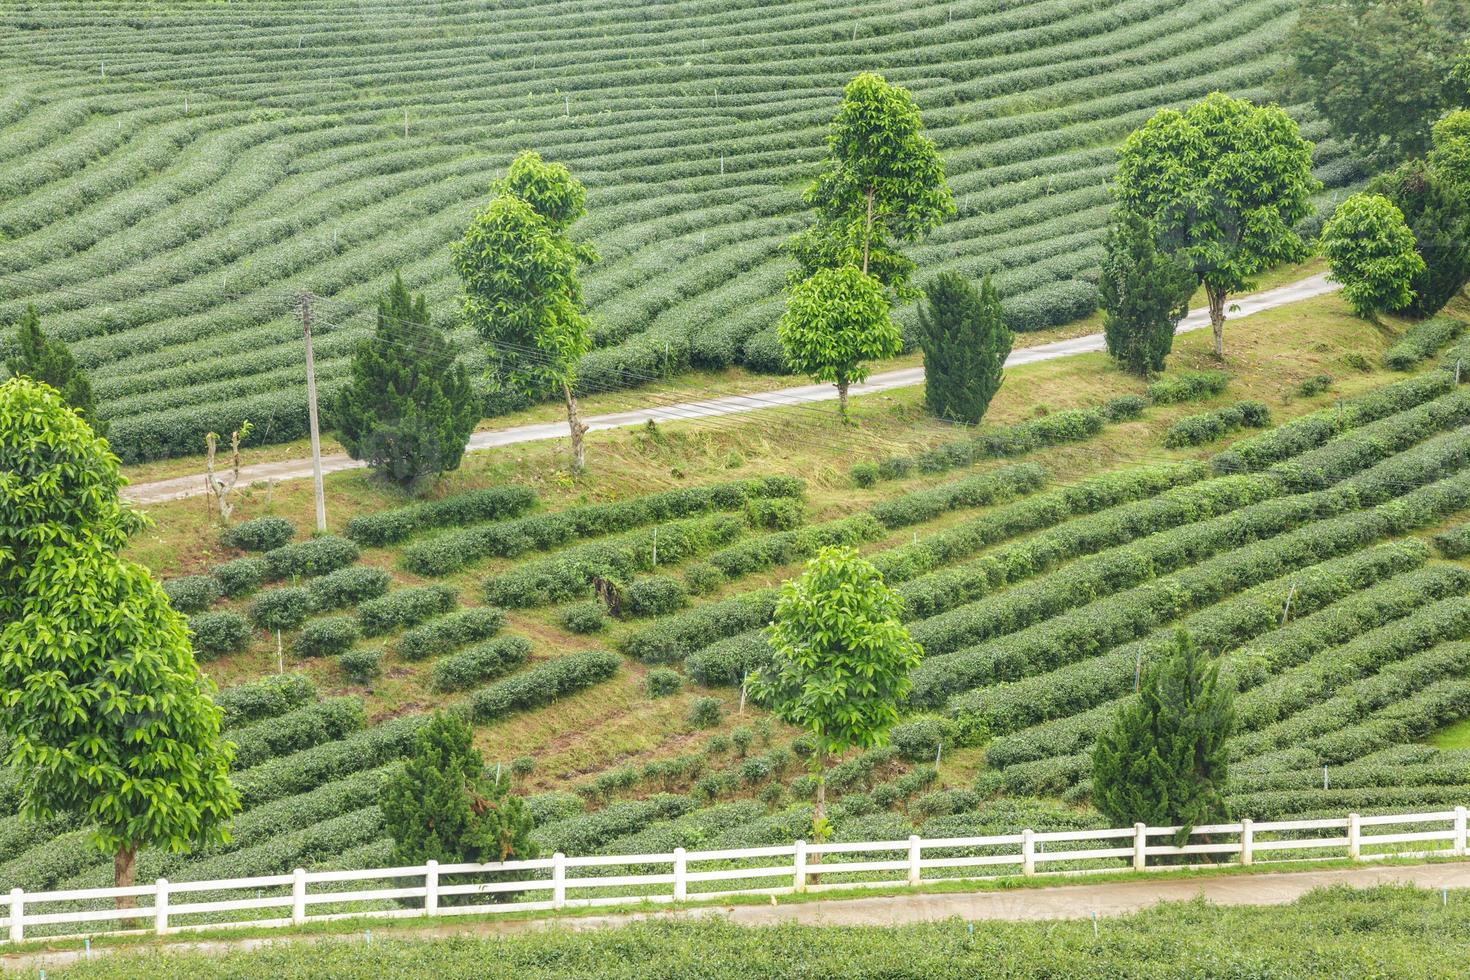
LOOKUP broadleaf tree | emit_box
[0,377,238,902]
[1370,156,1470,318]
[1320,193,1426,320]
[454,151,597,471]
[334,273,479,492]
[914,272,1011,424]
[1100,210,1197,376]
[1115,92,1320,360]
[777,266,902,422]
[5,304,105,437]
[751,546,922,841]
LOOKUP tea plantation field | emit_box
[0,0,1358,460]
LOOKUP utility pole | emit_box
[299,291,327,534]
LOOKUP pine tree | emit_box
[5,304,106,437]
[915,272,1010,424]
[333,274,478,492]
[1091,631,1234,842]
[1099,211,1196,376]
[1371,147,1470,318]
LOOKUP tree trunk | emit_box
[836,374,850,424]
[563,382,588,473]
[862,188,875,277]
[114,845,138,910]
[1206,284,1227,361]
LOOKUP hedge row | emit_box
[483,514,745,608]
[621,576,688,617]
[702,513,883,581]
[212,556,267,597]
[228,696,367,769]
[429,635,532,692]
[308,566,392,610]
[623,590,778,665]
[357,584,458,636]
[219,516,295,552]
[262,535,360,580]
[1383,315,1466,371]
[1161,401,1270,448]
[293,616,361,658]
[1231,754,1470,794]
[396,606,506,661]
[1227,781,1470,821]
[249,586,314,631]
[163,575,221,613]
[343,485,537,546]
[215,674,316,728]
[531,794,693,856]
[188,610,251,658]
[1146,370,1229,404]
[869,463,1046,529]
[232,715,426,808]
[467,650,622,722]
[402,476,803,576]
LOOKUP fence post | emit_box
[908,835,922,887]
[8,888,21,944]
[1133,823,1147,872]
[552,852,566,909]
[1455,807,1467,858]
[794,840,807,893]
[292,867,307,926]
[673,847,687,902]
[1239,819,1254,867]
[424,860,438,917]
[1022,829,1035,876]
[154,878,169,935]
[1348,813,1361,861]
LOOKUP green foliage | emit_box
[211,556,268,598]
[307,565,392,611]
[429,636,531,693]
[468,650,621,722]
[890,717,957,763]
[1162,402,1271,448]
[334,274,479,491]
[396,607,506,661]
[1320,193,1426,319]
[262,535,360,581]
[645,668,682,698]
[162,574,221,613]
[229,697,366,770]
[187,611,251,659]
[687,696,724,729]
[338,648,384,684]
[1434,524,1470,558]
[214,674,316,728]
[1384,316,1467,371]
[357,584,458,636]
[1091,632,1234,839]
[915,272,1011,424]
[0,377,237,876]
[778,265,901,420]
[294,616,362,658]
[1099,210,1195,376]
[557,600,609,634]
[343,485,537,547]
[621,575,688,617]
[220,516,296,552]
[380,712,537,868]
[1297,374,1333,397]
[1147,370,1230,405]
[249,586,314,631]
[4,305,104,437]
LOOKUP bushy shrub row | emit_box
[343,485,538,546]
[396,606,505,661]
[357,584,457,635]
[1383,315,1466,370]
[188,610,251,658]
[869,463,1046,529]
[163,575,221,613]
[308,565,392,610]
[429,635,532,692]
[1434,524,1470,558]
[621,575,688,617]
[232,715,426,808]
[703,514,883,581]
[1231,754,1470,794]
[229,697,367,769]
[621,590,778,664]
[215,674,316,728]
[402,477,803,575]
[1146,370,1229,404]
[1228,780,1470,820]
[211,556,267,597]
[262,535,360,580]
[220,516,295,552]
[531,794,693,856]
[483,514,744,608]
[1161,401,1270,448]
[249,586,314,631]
[745,496,805,530]
[467,650,621,722]
[338,648,383,683]
[293,616,361,658]
[558,600,609,633]
[890,717,958,763]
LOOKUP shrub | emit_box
[622,576,688,617]
[646,668,682,698]
[231,715,425,808]
[338,648,383,684]
[263,535,360,580]
[1103,394,1148,422]
[620,590,778,664]
[294,616,362,658]
[1162,401,1271,448]
[229,697,367,770]
[745,496,805,530]
[1099,209,1195,376]
[343,485,537,546]
[215,674,316,727]
[212,557,268,597]
[1384,315,1466,370]
[397,607,506,660]
[249,587,314,631]
[1147,370,1230,404]
[221,516,295,552]
[916,272,1011,425]
[1296,374,1333,397]
[429,636,532,692]
[162,575,221,613]
[357,584,458,635]
[308,565,392,610]
[851,462,880,487]
[688,696,723,728]
[870,463,1045,529]
[512,756,536,779]
[558,600,609,633]
[890,717,957,762]
[1434,525,1470,558]
[468,651,621,721]
[187,611,251,658]
[705,514,883,580]
[683,562,726,595]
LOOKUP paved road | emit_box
[120,274,1337,505]
[0,862,1459,972]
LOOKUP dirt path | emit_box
[2,860,1460,973]
[120,274,1337,505]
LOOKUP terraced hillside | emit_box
[5,301,1470,924]
[0,0,1357,460]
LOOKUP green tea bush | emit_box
[1102,394,1148,422]
[343,485,538,546]
[229,697,367,769]
[221,516,295,552]
[1162,401,1271,448]
[870,463,1046,529]
[558,600,609,633]
[745,496,805,530]
[851,461,880,487]
[621,590,778,664]
[646,668,682,698]
[1383,315,1466,370]
[357,584,457,635]
[308,565,392,610]
[429,635,531,692]
[216,674,316,728]
[338,647,384,683]
[1434,524,1470,558]
[232,715,425,808]
[705,514,883,580]
[683,562,726,595]
[187,611,251,658]
[468,650,621,721]
[212,556,268,597]
[162,575,221,613]
[890,717,957,762]
[396,606,506,660]
[1296,374,1333,397]
[1146,370,1229,404]
[622,576,688,617]
[687,696,723,728]
[249,586,313,631]
[294,616,361,658]
[531,795,692,855]
[263,535,360,580]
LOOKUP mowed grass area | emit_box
[0,0,1359,461]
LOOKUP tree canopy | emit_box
[1320,193,1426,320]
[914,272,1010,424]
[1099,210,1196,376]
[777,266,902,422]
[5,304,105,437]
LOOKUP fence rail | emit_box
[4,806,1467,944]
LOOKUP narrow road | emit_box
[0,861,1460,973]
[121,273,1338,505]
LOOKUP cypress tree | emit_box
[914,272,1010,425]
[1370,158,1470,318]
[334,274,479,492]
[5,304,106,437]
[1099,211,1196,377]
[1091,631,1234,842]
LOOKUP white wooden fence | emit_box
[4,807,1466,944]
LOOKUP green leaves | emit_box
[777,266,901,388]
[916,272,1011,424]
[1321,193,1426,320]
